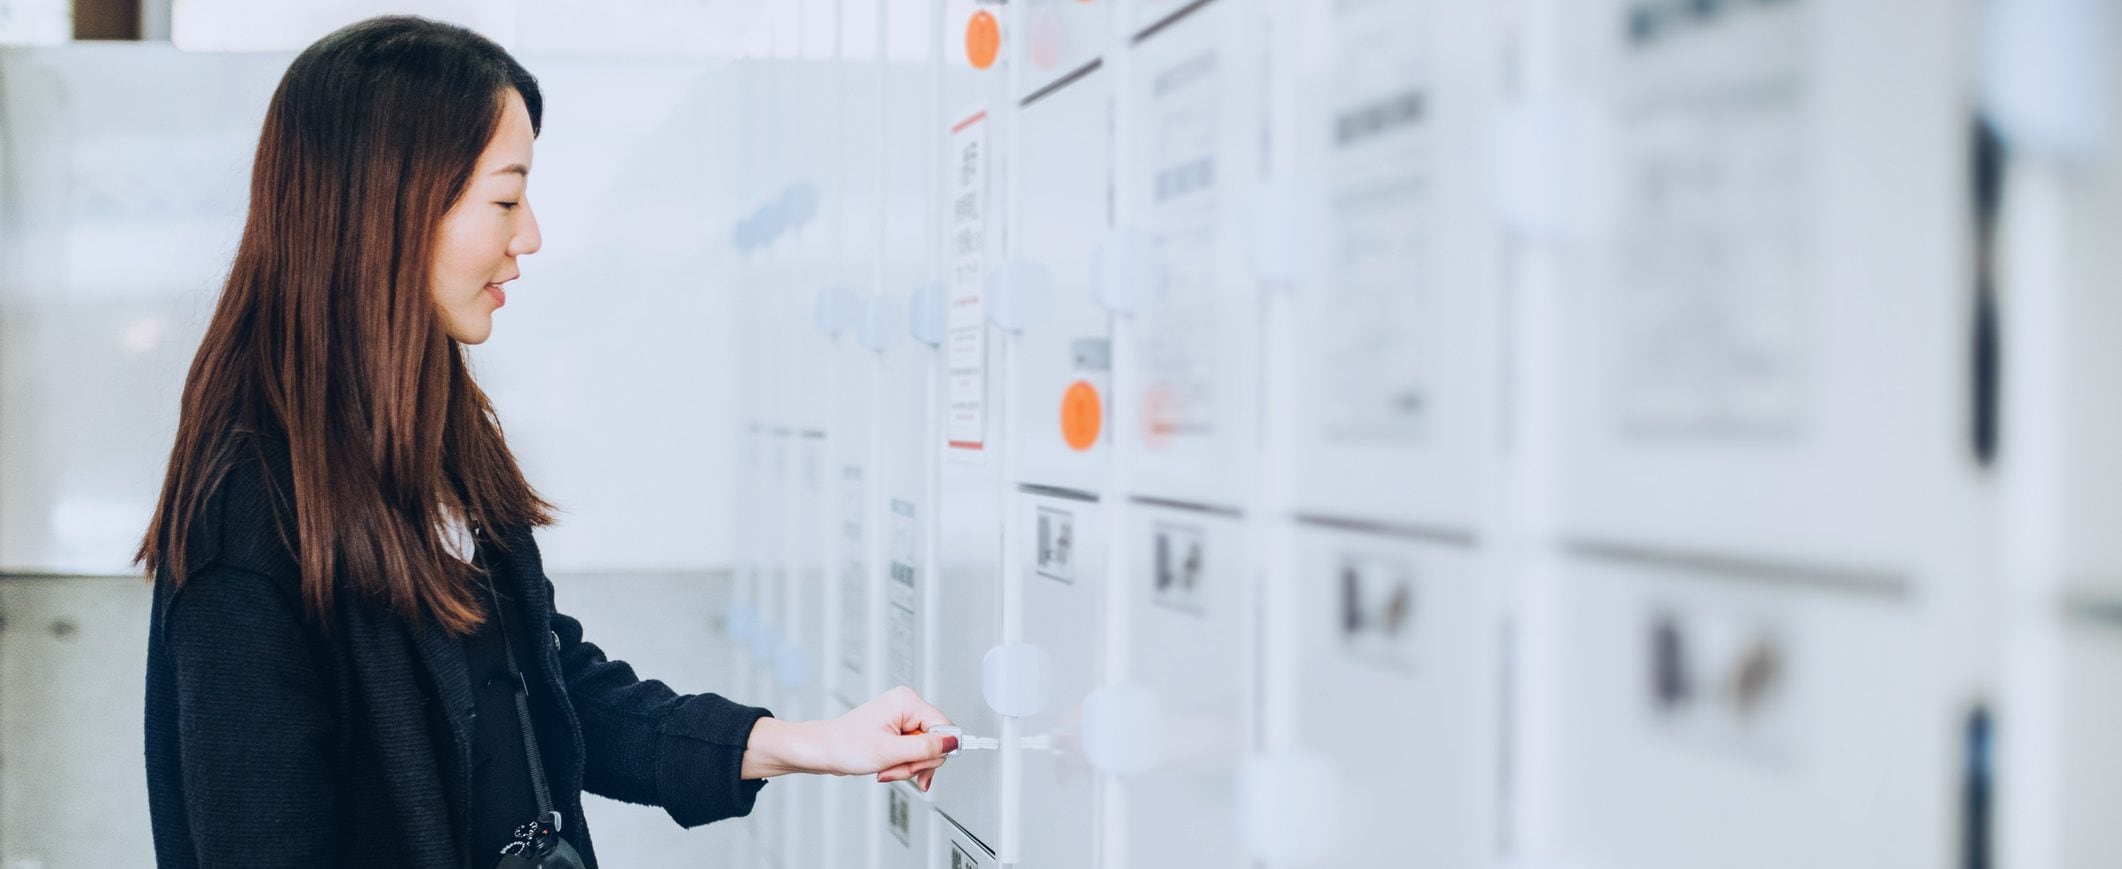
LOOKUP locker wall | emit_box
[707,0,2100,867]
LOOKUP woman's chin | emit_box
[445,315,493,345]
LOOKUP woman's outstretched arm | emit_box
[546,595,774,827]
[547,583,959,826]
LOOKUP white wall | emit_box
[0,43,749,575]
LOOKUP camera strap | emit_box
[482,572,562,849]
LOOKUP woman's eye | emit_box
[497,201,520,211]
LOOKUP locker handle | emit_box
[1978,0,2110,161]
[981,643,1051,717]
[909,281,948,347]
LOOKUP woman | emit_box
[136,16,957,868]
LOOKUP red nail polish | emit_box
[942,735,959,754]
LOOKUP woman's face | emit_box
[431,89,540,345]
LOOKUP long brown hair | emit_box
[137,16,553,635]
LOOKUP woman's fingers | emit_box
[877,756,948,791]
[884,685,952,734]
[875,756,944,780]
[875,752,949,782]
[878,730,956,769]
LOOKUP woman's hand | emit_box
[742,686,959,791]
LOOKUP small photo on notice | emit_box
[1151,522,1207,615]
[1036,506,1075,584]
[1338,553,1416,672]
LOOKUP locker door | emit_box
[1548,0,1983,570]
[833,0,891,714]
[878,0,944,709]
[1552,557,1934,868]
[1008,64,1114,496]
[1529,2,1984,866]
[1281,0,1505,531]
[1114,504,1253,868]
[932,810,1001,869]
[1010,493,1105,868]
[880,781,934,869]
[831,727,885,869]
[1115,0,1265,510]
[1257,524,1497,868]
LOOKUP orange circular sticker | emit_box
[966,10,1000,70]
[1061,380,1102,452]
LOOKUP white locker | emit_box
[724,55,780,868]
[1257,523,1497,868]
[2047,623,2122,867]
[833,0,892,713]
[1548,0,1984,571]
[1550,557,1943,869]
[878,0,944,710]
[932,812,1001,869]
[751,436,791,866]
[831,730,885,869]
[783,62,842,867]
[929,405,1008,853]
[1014,0,1112,100]
[1279,0,1505,530]
[1007,63,1114,496]
[931,0,1015,852]
[1525,2,1987,865]
[1114,504,1253,868]
[874,307,936,716]
[788,437,833,673]
[773,435,833,869]
[881,781,933,869]
[1116,0,1265,510]
[1009,493,1104,868]
[779,52,842,869]
[834,430,882,709]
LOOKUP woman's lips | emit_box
[485,283,506,308]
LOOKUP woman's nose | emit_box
[512,201,543,257]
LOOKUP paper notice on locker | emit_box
[947,111,991,457]
[1318,0,1435,445]
[1610,2,1807,437]
[1140,48,1224,444]
[887,499,920,690]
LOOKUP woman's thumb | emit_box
[887,730,956,767]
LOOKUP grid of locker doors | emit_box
[711,1,2018,868]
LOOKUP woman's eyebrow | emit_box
[490,163,528,177]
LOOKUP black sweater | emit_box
[460,565,553,861]
[143,437,771,867]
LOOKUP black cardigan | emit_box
[143,437,772,867]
